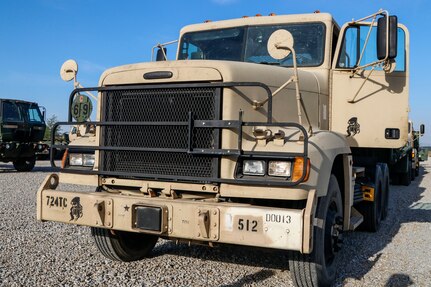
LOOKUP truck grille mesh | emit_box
[101,87,219,179]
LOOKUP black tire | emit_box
[358,166,383,232]
[13,157,36,172]
[379,164,390,220]
[91,227,158,262]
[400,159,411,186]
[289,175,343,287]
[411,165,416,181]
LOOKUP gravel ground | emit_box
[0,159,430,286]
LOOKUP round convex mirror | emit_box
[60,59,78,82]
[267,29,294,60]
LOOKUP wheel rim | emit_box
[324,201,342,267]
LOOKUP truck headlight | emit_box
[268,161,292,177]
[69,153,83,166]
[69,153,95,167]
[243,160,266,176]
[83,154,95,167]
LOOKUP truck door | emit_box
[18,103,46,142]
[330,18,409,149]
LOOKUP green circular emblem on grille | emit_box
[71,94,93,122]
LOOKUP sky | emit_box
[0,0,430,145]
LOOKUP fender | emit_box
[303,130,351,197]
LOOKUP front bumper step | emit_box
[37,174,306,252]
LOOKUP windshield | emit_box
[2,101,22,122]
[178,23,326,67]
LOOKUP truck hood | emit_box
[99,60,321,95]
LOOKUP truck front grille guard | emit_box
[50,82,309,187]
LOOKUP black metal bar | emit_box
[188,149,241,156]
[56,79,312,186]
[50,120,309,161]
[55,120,241,128]
[68,82,274,123]
[54,145,187,153]
[238,110,243,155]
[50,122,60,167]
[58,121,190,127]
[212,87,222,178]
[187,111,193,153]
[194,120,241,128]
[59,168,309,187]
[241,151,307,158]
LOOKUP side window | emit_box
[28,107,43,122]
[337,25,406,71]
[2,102,22,122]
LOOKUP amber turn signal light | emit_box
[292,157,310,182]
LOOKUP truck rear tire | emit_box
[400,160,412,186]
[358,166,383,232]
[380,164,390,220]
[91,227,158,262]
[13,157,36,172]
[289,175,343,287]
[411,164,418,180]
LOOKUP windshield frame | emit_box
[178,21,327,68]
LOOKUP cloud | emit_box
[211,0,238,5]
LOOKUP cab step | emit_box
[349,207,364,230]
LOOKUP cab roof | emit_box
[0,98,39,105]
[180,13,335,34]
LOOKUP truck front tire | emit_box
[91,227,158,262]
[13,157,36,172]
[289,175,343,287]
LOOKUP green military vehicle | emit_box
[0,99,46,171]
[419,148,429,162]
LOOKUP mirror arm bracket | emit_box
[348,65,377,103]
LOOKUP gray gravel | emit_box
[1,159,430,286]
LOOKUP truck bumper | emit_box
[37,174,316,253]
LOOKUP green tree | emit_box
[44,115,60,140]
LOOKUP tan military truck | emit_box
[37,10,410,286]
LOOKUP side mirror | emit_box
[420,124,425,135]
[156,47,167,61]
[40,106,46,121]
[377,15,398,60]
[60,59,78,82]
[267,29,294,60]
